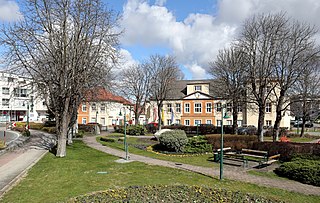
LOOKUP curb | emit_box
[0,150,48,199]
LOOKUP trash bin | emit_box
[213,153,220,162]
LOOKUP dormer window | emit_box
[194,85,202,91]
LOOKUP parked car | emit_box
[293,121,313,128]
[237,125,257,135]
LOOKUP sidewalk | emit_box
[83,135,320,196]
[0,130,55,197]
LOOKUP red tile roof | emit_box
[85,87,133,105]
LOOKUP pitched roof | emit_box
[85,87,133,105]
[165,79,217,100]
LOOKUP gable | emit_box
[183,91,212,100]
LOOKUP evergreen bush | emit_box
[184,136,212,153]
[274,157,320,186]
[158,130,188,152]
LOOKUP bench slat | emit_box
[216,147,231,152]
[268,154,280,160]
[242,149,268,154]
[241,153,266,159]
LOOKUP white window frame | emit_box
[100,103,106,111]
[217,120,222,127]
[167,103,172,113]
[82,103,87,112]
[266,103,272,113]
[2,87,9,95]
[176,119,181,124]
[91,103,96,111]
[226,103,232,112]
[167,119,172,125]
[266,120,272,126]
[185,119,190,126]
[194,85,202,91]
[227,120,232,125]
[194,120,201,126]
[91,117,96,122]
[216,103,222,112]
[2,99,9,106]
[185,103,190,113]
[237,120,243,127]
[237,104,242,113]
[194,103,202,113]
[206,119,212,124]
[176,103,181,113]
[82,118,87,124]
[206,102,212,113]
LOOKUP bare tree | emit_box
[148,55,182,130]
[290,62,320,137]
[272,21,320,140]
[238,13,288,141]
[118,64,151,125]
[0,0,120,157]
[209,46,247,134]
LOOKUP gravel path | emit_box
[83,135,320,196]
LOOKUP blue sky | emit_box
[1,0,320,79]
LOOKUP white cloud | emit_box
[118,48,138,70]
[121,0,320,79]
[0,0,22,22]
[155,0,166,6]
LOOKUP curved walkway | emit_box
[84,136,320,196]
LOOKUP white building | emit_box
[0,72,47,123]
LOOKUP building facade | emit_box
[146,80,292,128]
[0,72,47,123]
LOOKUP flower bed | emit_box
[67,185,283,203]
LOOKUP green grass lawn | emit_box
[1,141,319,203]
[98,135,216,168]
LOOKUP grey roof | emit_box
[166,79,218,100]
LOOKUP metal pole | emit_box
[95,110,98,135]
[124,108,128,160]
[27,104,29,130]
[220,105,224,180]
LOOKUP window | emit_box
[8,77,14,82]
[91,117,96,122]
[237,120,243,127]
[194,120,201,125]
[266,103,272,113]
[82,103,87,112]
[2,99,9,106]
[237,104,242,113]
[194,103,202,113]
[91,103,96,111]
[227,120,232,125]
[206,103,212,113]
[185,103,190,113]
[100,103,106,111]
[226,103,232,112]
[206,120,212,124]
[194,85,202,91]
[167,119,172,125]
[216,103,222,112]
[2,87,9,95]
[14,88,28,97]
[217,120,222,127]
[176,103,181,113]
[167,103,172,112]
[185,119,190,126]
[175,119,181,124]
[100,117,105,125]
[82,118,87,124]
[266,120,272,126]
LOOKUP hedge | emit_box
[184,136,212,154]
[163,125,234,135]
[274,157,320,186]
[78,124,101,133]
[67,185,283,203]
[42,127,57,134]
[114,125,146,135]
[206,134,258,151]
[252,142,320,161]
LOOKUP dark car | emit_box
[293,121,313,128]
[237,125,257,135]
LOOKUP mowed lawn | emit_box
[1,141,319,203]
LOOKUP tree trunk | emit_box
[273,94,285,141]
[232,102,238,135]
[158,104,162,130]
[257,105,265,142]
[300,118,306,137]
[56,97,71,157]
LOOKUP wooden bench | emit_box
[240,149,280,167]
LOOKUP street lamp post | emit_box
[218,103,230,181]
[119,107,129,160]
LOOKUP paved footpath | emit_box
[0,130,55,197]
[84,136,320,196]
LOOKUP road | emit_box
[0,127,20,144]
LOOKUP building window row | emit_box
[166,103,181,113]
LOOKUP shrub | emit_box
[78,124,100,132]
[12,126,30,137]
[158,130,188,152]
[115,125,146,135]
[274,158,320,186]
[75,130,85,138]
[68,185,283,203]
[184,136,212,154]
[100,137,116,142]
[43,120,56,127]
[206,134,257,151]
[42,127,56,134]
[0,140,6,149]
[29,122,45,130]
[22,129,31,137]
